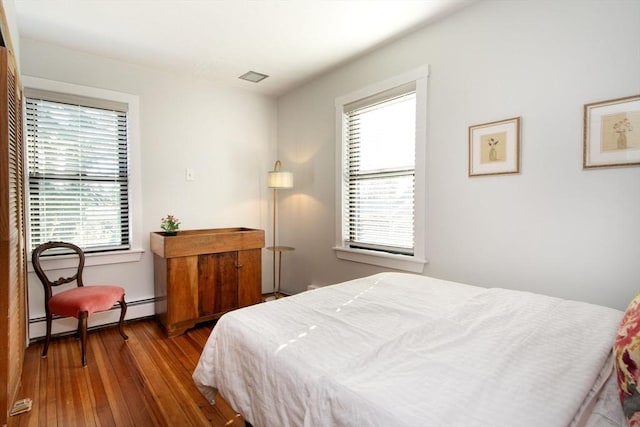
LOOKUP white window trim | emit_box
[23,76,144,269]
[334,66,429,273]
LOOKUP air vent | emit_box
[239,71,269,83]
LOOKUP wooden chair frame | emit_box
[31,241,128,366]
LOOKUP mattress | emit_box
[193,272,625,427]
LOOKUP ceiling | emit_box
[14,0,474,97]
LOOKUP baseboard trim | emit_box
[28,315,156,344]
[28,297,157,341]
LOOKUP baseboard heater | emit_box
[28,297,157,344]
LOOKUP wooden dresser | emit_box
[150,227,265,337]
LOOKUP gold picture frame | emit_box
[583,94,640,169]
[469,116,521,177]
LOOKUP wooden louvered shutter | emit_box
[0,43,27,425]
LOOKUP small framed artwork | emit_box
[469,116,521,177]
[583,94,640,168]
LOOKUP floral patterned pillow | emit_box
[615,292,640,426]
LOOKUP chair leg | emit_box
[79,311,88,367]
[41,312,52,359]
[118,297,128,341]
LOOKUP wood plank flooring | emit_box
[8,319,244,427]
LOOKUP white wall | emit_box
[20,38,277,337]
[276,0,640,310]
[1,0,20,65]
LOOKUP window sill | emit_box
[333,246,427,273]
[27,248,145,272]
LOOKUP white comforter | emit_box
[193,273,623,427]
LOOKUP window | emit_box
[25,87,130,253]
[345,84,416,254]
[334,66,428,272]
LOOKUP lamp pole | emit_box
[267,160,293,299]
[272,186,278,295]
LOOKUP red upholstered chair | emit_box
[31,241,128,367]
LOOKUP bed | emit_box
[193,272,628,427]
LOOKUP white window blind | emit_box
[344,83,416,255]
[25,89,130,253]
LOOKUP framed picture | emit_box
[583,94,640,168]
[469,116,520,177]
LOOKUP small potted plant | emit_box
[160,214,180,236]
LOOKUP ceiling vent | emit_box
[239,71,269,83]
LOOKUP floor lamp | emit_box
[267,160,293,298]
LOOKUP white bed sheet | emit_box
[583,367,627,427]
[193,272,624,427]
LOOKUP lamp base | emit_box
[262,291,287,302]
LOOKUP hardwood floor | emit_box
[8,319,244,427]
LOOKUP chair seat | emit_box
[49,285,125,318]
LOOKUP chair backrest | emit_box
[32,242,86,302]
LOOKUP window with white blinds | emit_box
[344,84,416,255]
[25,88,130,253]
[335,66,428,272]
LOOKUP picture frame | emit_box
[468,116,520,177]
[583,94,640,169]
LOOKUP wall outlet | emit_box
[185,168,195,181]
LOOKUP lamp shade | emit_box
[268,160,294,189]
[267,170,293,189]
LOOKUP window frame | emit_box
[334,66,428,273]
[23,76,143,270]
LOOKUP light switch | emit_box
[185,168,195,181]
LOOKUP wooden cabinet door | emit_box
[237,249,262,307]
[198,252,238,317]
[166,256,199,326]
